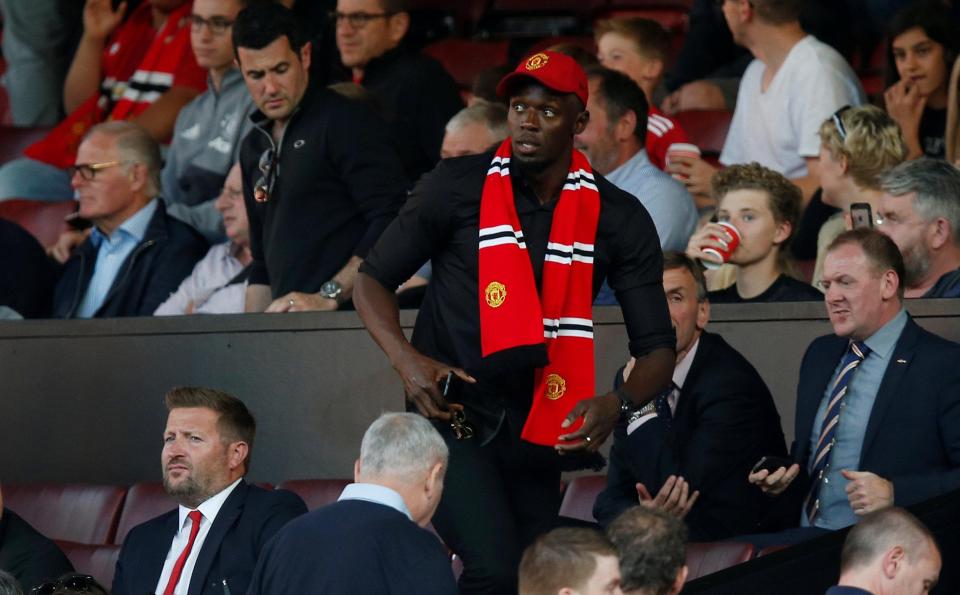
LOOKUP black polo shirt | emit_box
[241,82,408,298]
[360,152,674,402]
[708,274,823,303]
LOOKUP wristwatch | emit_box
[613,387,635,415]
[319,280,343,302]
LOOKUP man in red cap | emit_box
[354,50,675,595]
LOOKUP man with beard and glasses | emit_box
[112,387,306,595]
[354,50,675,594]
[876,159,960,298]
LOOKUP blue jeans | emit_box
[0,157,73,202]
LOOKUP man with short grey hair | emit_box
[441,102,509,159]
[828,507,940,595]
[51,122,208,318]
[877,159,960,298]
[247,412,458,595]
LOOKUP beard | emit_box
[901,242,931,288]
[163,461,209,508]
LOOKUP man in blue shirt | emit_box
[827,507,940,595]
[51,121,207,318]
[749,229,960,544]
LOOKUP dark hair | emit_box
[472,65,513,105]
[664,251,708,301]
[607,507,687,594]
[519,528,618,595]
[841,507,938,571]
[586,66,649,147]
[232,2,306,60]
[164,387,256,470]
[379,0,409,12]
[751,0,802,24]
[827,229,906,299]
[885,1,959,87]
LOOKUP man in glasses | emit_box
[0,0,207,204]
[50,122,208,318]
[333,0,462,181]
[355,51,675,594]
[0,485,74,592]
[161,0,256,243]
[233,3,407,313]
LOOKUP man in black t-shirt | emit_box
[355,51,675,595]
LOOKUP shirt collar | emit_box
[673,336,700,390]
[90,199,157,247]
[177,477,243,530]
[211,68,244,95]
[606,149,651,186]
[338,482,412,520]
[862,308,908,360]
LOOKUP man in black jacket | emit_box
[234,3,407,314]
[594,252,787,540]
[51,122,207,318]
[333,0,463,180]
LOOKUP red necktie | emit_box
[163,510,203,595]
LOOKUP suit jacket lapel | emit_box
[795,336,848,464]
[673,332,713,423]
[861,318,919,460]
[142,512,180,595]
[187,480,248,595]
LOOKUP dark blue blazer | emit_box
[594,331,788,539]
[247,499,458,595]
[791,317,960,509]
[112,481,306,595]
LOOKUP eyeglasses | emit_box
[328,10,396,29]
[254,148,276,203]
[189,15,234,35]
[66,161,124,181]
[31,574,103,594]
[832,105,852,141]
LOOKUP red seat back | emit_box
[558,474,606,523]
[0,126,51,164]
[0,199,76,247]
[673,110,734,157]
[275,479,352,511]
[113,482,178,545]
[422,39,511,89]
[3,483,126,545]
[56,541,122,589]
[685,541,756,581]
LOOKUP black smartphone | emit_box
[751,455,794,475]
[64,212,92,231]
[850,202,873,229]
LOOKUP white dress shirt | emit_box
[627,338,699,435]
[154,478,243,595]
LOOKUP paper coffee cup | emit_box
[701,222,741,270]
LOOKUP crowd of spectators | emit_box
[0,0,958,593]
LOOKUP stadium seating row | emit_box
[5,476,780,588]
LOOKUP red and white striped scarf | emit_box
[478,139,600,446]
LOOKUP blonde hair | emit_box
[594,17,670,62]
[818,105,908,190]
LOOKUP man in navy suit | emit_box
[112,387,306,595]
[247,412,457,595]
[750,229,960,542]
[594,251,787,540]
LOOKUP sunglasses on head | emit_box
[832,105,852,141]
[254,148,276,203]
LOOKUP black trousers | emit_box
[430,415,562,595]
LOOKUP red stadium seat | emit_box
[685,541,756,581]
[673,110,733,157]
[558,474,606,523]
[0,199,76,247]
[56,542,122,589]
[422,39,511,89]
[275,479,351,511]
[3,483,126,545]
[113,482,177,545]
[527,36,597,57]
[0,126,53,164]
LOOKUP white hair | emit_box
[358,413,448,482]
[445,101,509,142]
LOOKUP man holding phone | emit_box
[749,229,960,545]
[594,252,787,540]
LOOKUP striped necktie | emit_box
[804,340,870,523]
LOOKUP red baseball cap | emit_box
[496,50,589,107]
